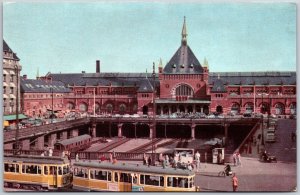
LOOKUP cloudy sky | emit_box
[4,2,296,79]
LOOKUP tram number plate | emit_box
[108,183,119,191]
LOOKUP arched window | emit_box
[175,84,194,97]
[66,102,75,110]
[275,103,285,115]
[231,103,240,114]
[119,104,126,114]
[95,103,100,113]
[106,104,113,113]
[245,103,254,113]
[290,103,296,115]
[79,103,88,112]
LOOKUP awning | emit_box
[3,70,8,75]
[9,70,15,75]
[3,114,28,121]
[3,94,8,98]
[9,83,16,87]
[9,94,16,99]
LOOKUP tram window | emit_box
[22,165,26,173]
[63,166,68,175]
[58,167,62,175]
[49,166,57,175]
[114,172,119,182]
[44,166,48,175]
[120,173,131,183]
[108,172,112,181]
[140,175,144,184]
[74,168,87,178]
[144,175,161,186]
[4,163,15,172]
[16,164,19,173]
[160,176,164,187]
[132,174,138,184]
[178,178,188,188]
[37,166,42,174]
[90,170,95,179]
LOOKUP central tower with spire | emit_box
[157,17,210,116]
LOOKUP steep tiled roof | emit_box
[137,78,154,92]
[20,79,71,93]
[209,72,296,86]
[163,45,203,74]
[3,40,20,60]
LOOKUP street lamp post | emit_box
[151,62,156,166]
[14,65,20,155]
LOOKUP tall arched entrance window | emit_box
[175,84,194,97]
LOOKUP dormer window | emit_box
[181,64,185,68]
[190,64,194,68]
[173,64,176,68]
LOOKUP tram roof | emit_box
[4,154,68,165]
[56,134,91,146]
[74,161,195,176]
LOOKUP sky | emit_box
[3,2,296,79]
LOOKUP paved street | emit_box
[195,119,297,192]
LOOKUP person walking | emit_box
[232,173,238,192]
[109,153,113,163]
[233,152,237,166]
[195,151,201,172]
[148,157,152,167]
[237,152,242,167]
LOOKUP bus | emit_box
[72,161,196,192]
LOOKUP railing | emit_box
[4,150,159,161]
[4,117,91,143]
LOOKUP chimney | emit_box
[96,60,100,73]
[23,75,27,80]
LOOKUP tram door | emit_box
[49,166,58,188]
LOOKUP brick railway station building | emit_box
[11,18,296,118]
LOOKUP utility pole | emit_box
[14,65,20,155]
[151,62,156,165]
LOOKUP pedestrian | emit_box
[233,152,237,166]
[237,152,242,167]
[100,155,106,162]
[159,153,163,163]
[48,148,53,157]
[148,156,152,166]
[195,151,201,172]
[143,153,147,165]
[62,151,65,158]
[75,153,79,162]
[232,173,238,192]
[109,153,113,163]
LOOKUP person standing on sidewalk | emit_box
[232,173,238,192]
